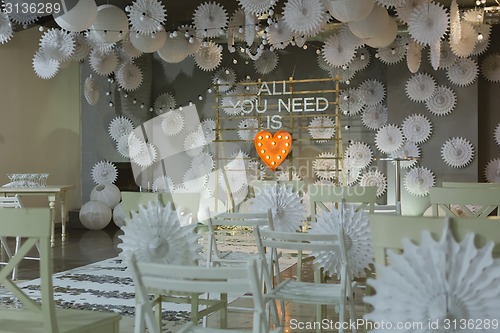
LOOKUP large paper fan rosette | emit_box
[362,104,388,130]
[322,33,356,68]
[194,41,223,71]
[407,2,448,46]
[237,0,276,15]
[375,124,403,153]
[251,183,303,232]
[441,137,474,168]
[484,158,500,183]
[127,0,167,35]
[481,53,500,83]
[310,205,373,277]
[193,2,228,38]
[359,79,385,106]
[32,50,60,79]
[116,62,143,91]
[425,85,456,116]
[446,57,478,87]
[404,166,435,196]
[405,73,436,103]
[118,201,200,265]
[282,0,326,36]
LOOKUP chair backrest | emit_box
[252,180,305,197]
[441,181,500,189]
[121,192,172,218]
[0,208,55,331]
[429,187,500,217]
[130,256,269,333]
[0,195,22,208]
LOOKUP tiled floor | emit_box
[3,224,367,333]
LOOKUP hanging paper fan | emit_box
[221,97,242,116]
[484,158,500,183]
[116,62,143,91]
[116,133,143,159]
[152,175,175,192]
[238,0,276,15]
[201,119,216,143]
[282,0,326,36]
[449,0,461,44]
[359,79,385,106]
[429,40,441,70]
[404,166,435,196]
[340,167,361,186]
[228,9,245,42]
[408,2,448,46]
[375,124,403,154]
[313,152,337,180]
[127,0,166,35]
[395,0,428,24]
[441,137,474,168]
[310,205,373,277]
[267,18,293,50]
[85,31,116,54]
[276,170,302,181]
[119,201,200,263]
[481,53,500,83]
[317,52,333,71]
[446,57,478,87]
[435,40,457,70]
[405,73,436,103]
[183,168,208,192]
[362,104,388,130]
[116,135,132,158]
[345,142,373,169]
[390,141,420,169]
[308,116,335,142]
[212,67,236,92]
[322,33,356,68]
[132,142,157,168]
[84,75,99,105]
[160,110,184,136]
[406,40,421,73]
[109,116,134,142]
[234,78,259,100]
[376,35,407,65]
[463,8,484,26]
[194,41,223,71]
[360,170,387,197]
[329,66,356,84]
[402,114,432,144]
[254,49,279,74]
[32,49,60,79]
[0,11,13,44]
[154,92,176,115]
[120,34,143,60]
[450,21,477,58]
[425,85,457,116]
[348,47,371,72]
[184,128,207,157]
[238,118,259,141]
[191,152,215,177]
[193,2,228,38]
[91,161,118,184]
[338,23,365,49]
[339,88,365,116]
[4,0,39,26]
[251,183,304,232]
[472,24,491,56]
[89,49,118,76]
[494,124,500,147]
[71,33,91,61]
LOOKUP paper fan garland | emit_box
[132,142,157,168]
[201,119,216,143]
[484,158,500,183]
[116,62,143,91]
[405,73,436,103]
[282,0,326,36]
[237,0,276,15]
[406,40,422,73]
[251,183,304,232]
[450,21,477,58]
[308,116,335,141]
[212,67,236,92]
[362,104,388,131]
[154,92,176,115]
[313,152,337,180]
[109,116,134,142]
[446,57,478,87]
[425,85,457,116]
[91,161,118,184]
[495,124,500,147]
[32,49,60,79]
[345,142,373,169]
[360,170,387,197]
[193,2,228,38]
[359,79,385,106]
[238,118,259,141]
[322,33,356,68]
[267,18,293,50]
[375,124,403,154]
[127,0,166,35]
[408,2,448,46]
[84,75,99,105]
[89,49,118,76]
[441,137,474,168]
[339,88,365,116]
[401,114,432,144]
[310,205,373,277]
[152,175,175,192]
[254,49,279,74]
[376,36,406,65]
[194,41,223,71]
[481,53,500,83]
[404,166,435,196]
[0,11,13,44]
[390,141,420,169]
[160,110,184,136]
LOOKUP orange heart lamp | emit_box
[254,130,292,171]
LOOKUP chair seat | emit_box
[177,322,283,333]
[212,252,260,265]
[268,279,343,305]
[0,308,120,333]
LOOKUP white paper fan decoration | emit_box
[84,75,99,105]
[191,152,215,177]
[425,85,457,116]
[450,21,477,58]
[360,170,387,197]
[91,161,118,184]
[116,62,143,91]
[118,201,200,264]
[127,0,166,35]
[276,170,302,181]
[218,151,249,195]
[154,92,176,115]
[120,34,143,60]
[152,175,175,192]
[340,167,362,186]
[212,67,236,92]
[310,205,373,277]
[194,41,223,71]
[322,33,356,68]
[484,158,500,183]
[345,142,373,169]
[193,2,228,38]
[471,24,491,56]
[228,9,245,42]
[402,114,432,144]
[160,111,184,136]
[32,49,60,79]
[254,49,279,74]
[339,88,365,116]
[389,141,420,169]
[85,31,115,54]
[376,36,407,65]
[183,168,208,192]
[308,116,335,141]
[317,52,333,71]
[267,18,293,50]
[39,28,75,62]
[395,0,428,24]
[71,33,91,61]
[89,49,118,76]
[238,118,259,141]
[495,124,500,147]
[441,137,474,168]
[359,79,385,106]
[282,0,326,36]
[406,40,422,73]
[435,40,457,70]
[221,97,242,116]
[463,8,484,26]
[375,124,403,154]
[184,128,207,157]
[405,73,436,103]
[0,11,13,44]
[251,183,304,232]
[404,166,435,196]
[109,116,134,142]
[132,142,157,168]
[201,119,216,144]
[4,0,39,26]
[481,53,500,83]
[446,57,478,87]
[329,66,356,84]
[348,47,371,72]
[313,152,337,180]
[429,40,441,70]
[408,2,448,46]
[362,104,388,130]
[237,0,276,15]
[117,133,144,159]
[449,0,461,44]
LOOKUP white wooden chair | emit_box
[0,208,121,332]
[130,256,281,333]
[429,187,500,217]
[255,226,356,333]
[441,181,500,189]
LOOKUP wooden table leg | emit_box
[48,194,56,247]
[60,191,68,243]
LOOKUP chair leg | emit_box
[191,294,199,325]
[220,293,228,329]
[297,250,302,281]
[12,236,21,280]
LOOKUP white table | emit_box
[0,185,74,246]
